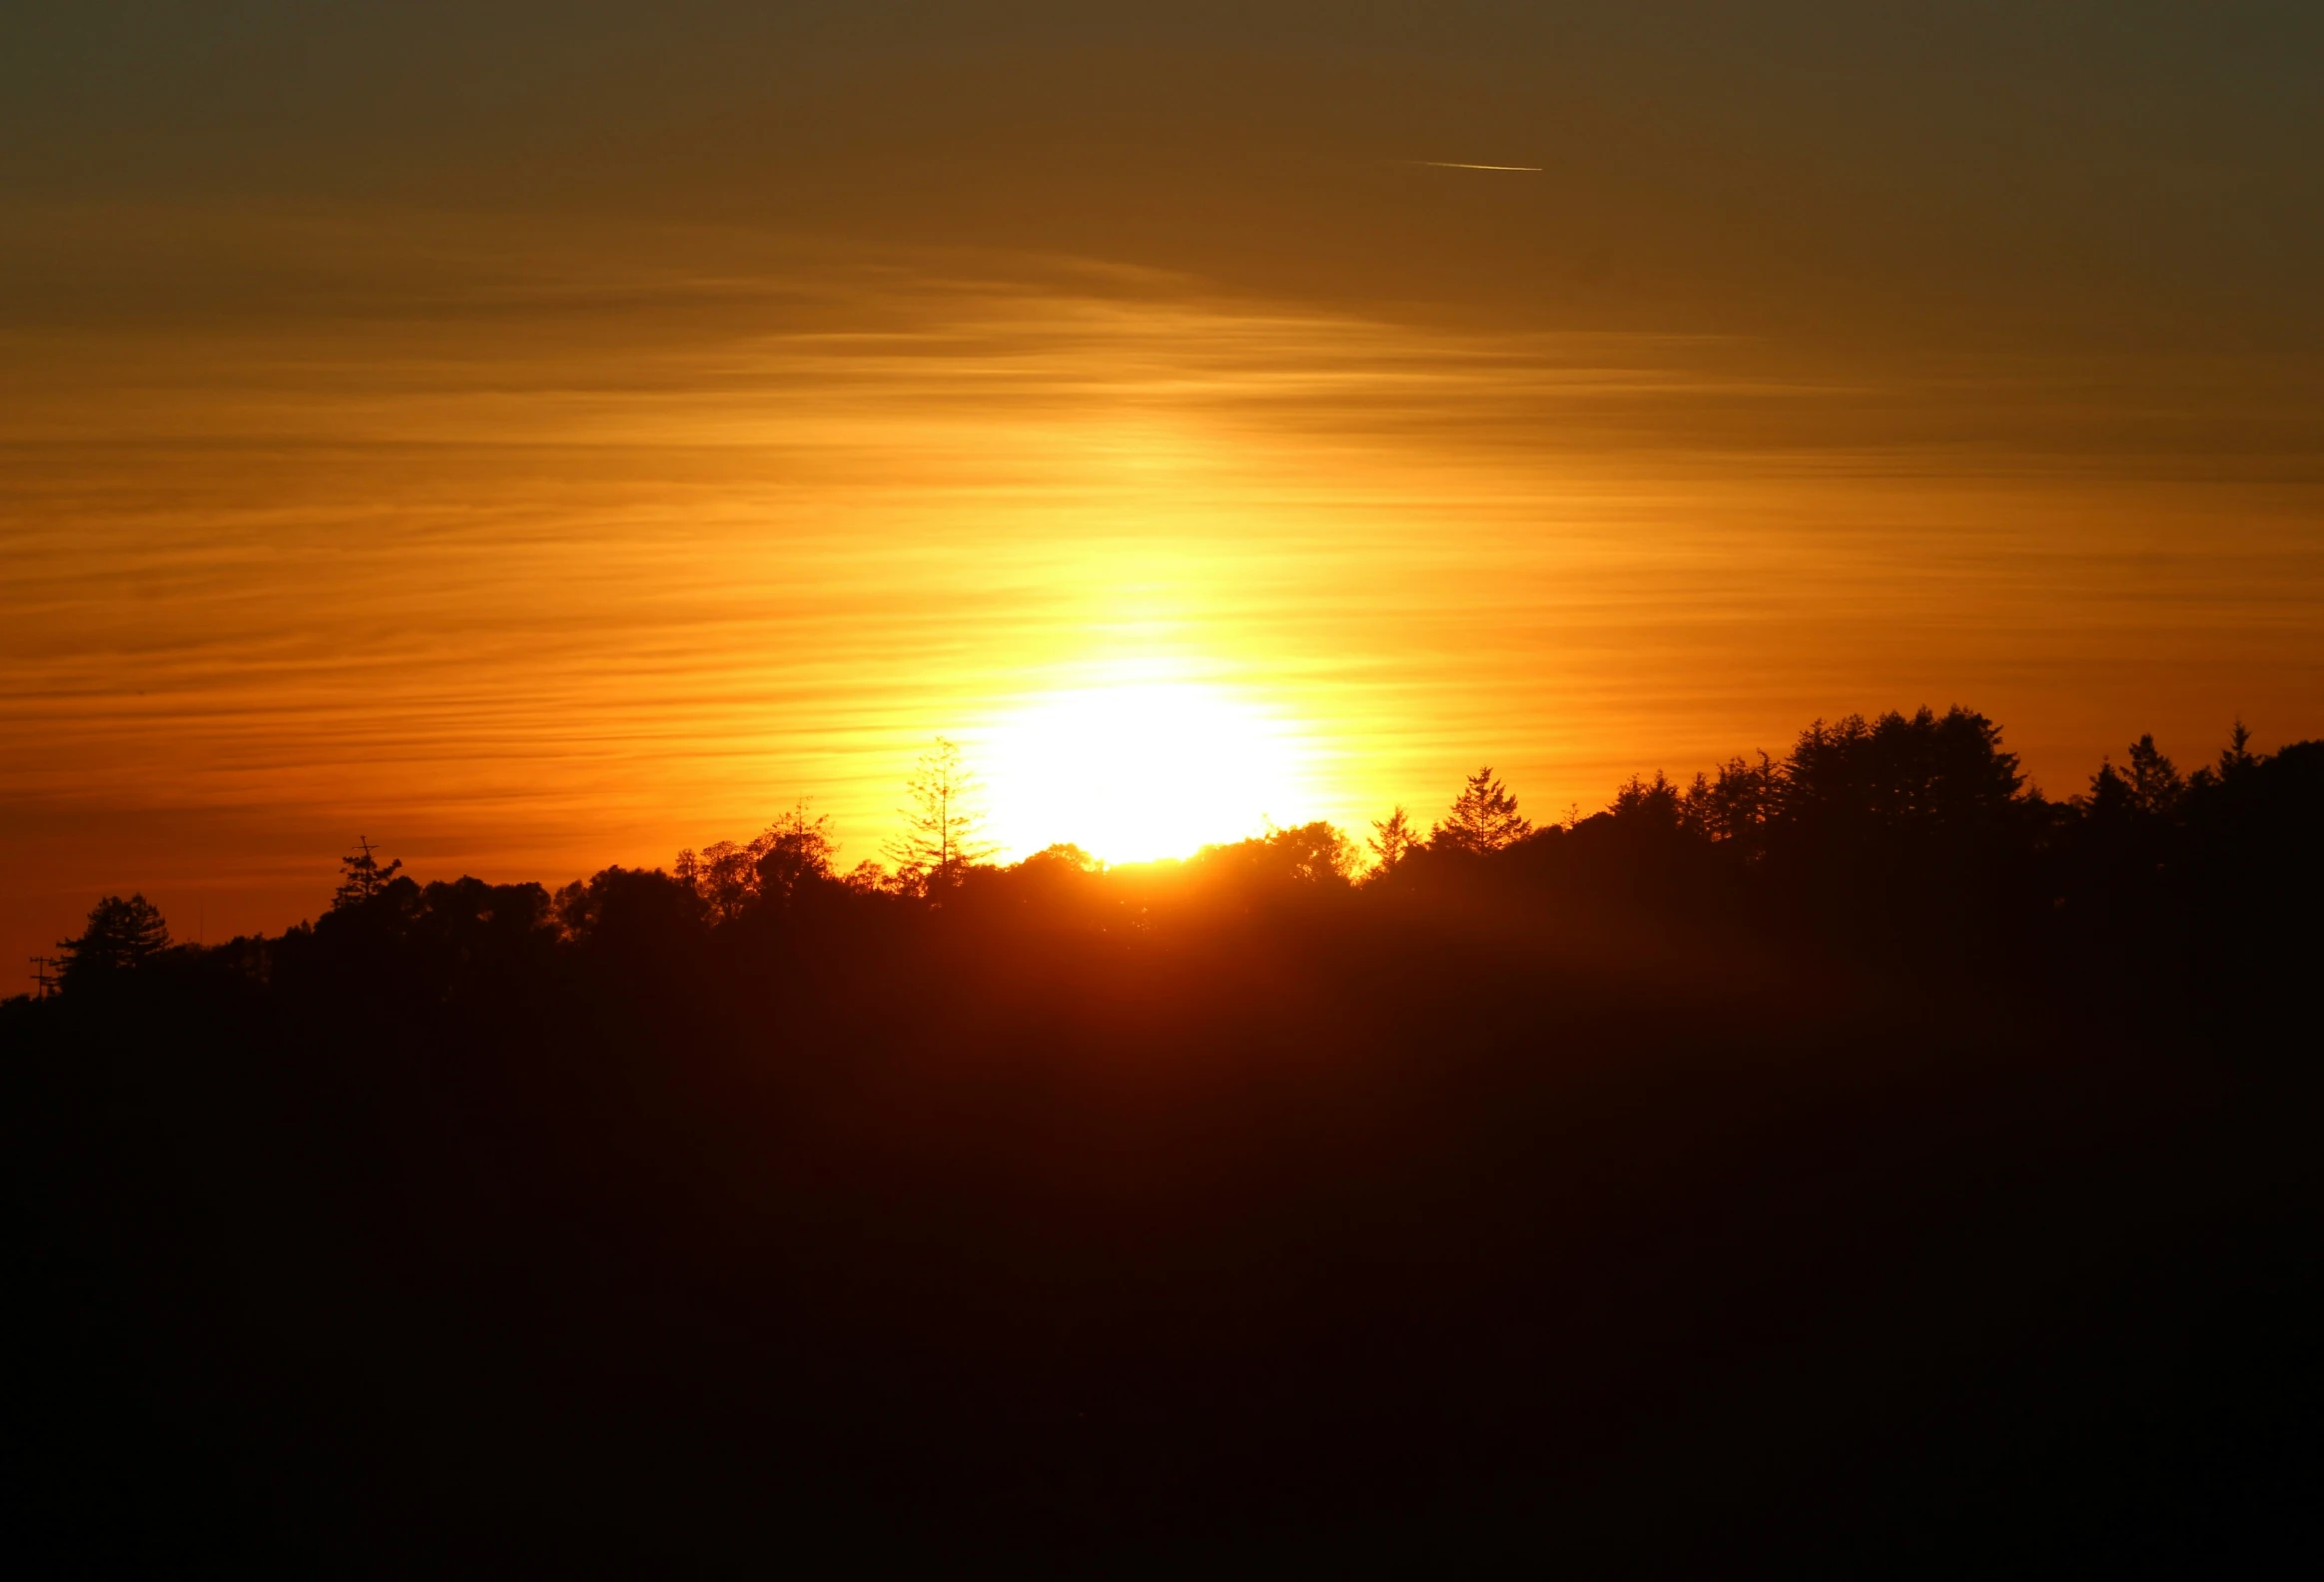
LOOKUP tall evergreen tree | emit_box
[1432,768,1533,854]
[2123,734,2186,818]
[885,738,998,885]
[1369,806,1424,875]
[333,837,404,910]
[2218,719,2258,779]
[57,893,171,992]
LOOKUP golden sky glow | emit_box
[5,4,2323,967]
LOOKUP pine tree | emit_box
[333,836,404,910]
[1431,767,1533,854]
[1609,770,1683,828]
[2123,735,2186,818]
[1368,806,1424,875]
[2218,719,2258,778]
[884,738,998,886]
[57,893,171,991]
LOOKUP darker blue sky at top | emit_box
[6,2,2322,352]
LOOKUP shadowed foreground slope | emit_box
[8,712,2321,1571]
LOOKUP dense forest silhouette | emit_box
[8,707,2320,1572]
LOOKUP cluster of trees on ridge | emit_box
[34,705,2320,1015]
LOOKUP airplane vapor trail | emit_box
[1405,160,1544,172]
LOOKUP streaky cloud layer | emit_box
[6,200,2319,969]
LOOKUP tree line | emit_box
[36,705,2319,1016]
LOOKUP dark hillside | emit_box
[8,712,2320,1572]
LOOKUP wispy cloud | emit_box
[3,202,2320,967]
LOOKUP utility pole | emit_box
[28,956,58,1000]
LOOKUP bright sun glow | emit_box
[979,675,1316,865]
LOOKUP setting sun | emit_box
[978,672,1317,864]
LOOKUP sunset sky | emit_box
[7,2,2322,968]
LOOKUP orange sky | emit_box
[6,5,2323,972]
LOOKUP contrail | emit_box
[1405,160,1543,172]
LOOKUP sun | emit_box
[978,676,1316,865]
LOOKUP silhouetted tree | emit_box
[1433,767,1532,854]
[1781,708,2022,832]
[2217,719,2258,779]
[841,859,893,894]
[753,804,842,906]
[1025,842,1100,874]
[1368,807,1423,875]
[1267,820,1359,885]
[2123,734,2186,818]
[2082,734,2189,826]
[673,840,755,923]
[57,893,170,992]
[333,837,404,910]
[675,802,844,921]
[886,737,998,887]
[552,865,706,955]
[2083,758,2137,822]
[1437,769,1519,853]
[1681,752,1781,845]
[1608,771,1683,829]
[1193,821,1359,892]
